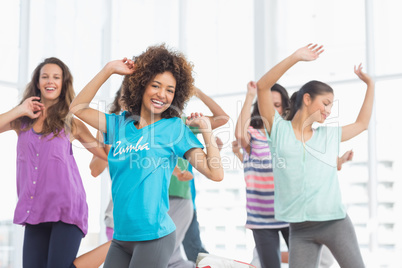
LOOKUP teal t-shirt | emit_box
[104,112,203,241]
[268,110,346,223]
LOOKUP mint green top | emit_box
[267,111,346,223]
[168,117,199,199]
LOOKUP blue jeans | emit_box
[182,210,208,262]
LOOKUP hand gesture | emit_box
[231,140,241,154]
[247,81,257,96]
[186,112,211,131]
[176,170,194,181]
[354,64,373,85]
[337,150,354,171]
[294,44,324,62]
[107,57,136,76]
[21,97,44,119]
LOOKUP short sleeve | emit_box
[171,119,203,159]
[104,113,118,145]
[104,112,130,145]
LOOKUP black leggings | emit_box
[23,221,83,268]
[252,227,290,268]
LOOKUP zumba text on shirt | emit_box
[113,137,150,157]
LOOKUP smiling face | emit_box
[305,92,334,123]
[141,71,176,120]
[37,63,63,105]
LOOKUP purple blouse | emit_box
[14,128,88,236]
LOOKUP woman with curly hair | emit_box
[0,57,107,267]
[70,44,224,268]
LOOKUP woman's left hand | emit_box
[186,112,211,131]
[354,64,373,85]
[176,170,194,181]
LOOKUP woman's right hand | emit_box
[231,140,241,154]
[21,96,44,119]
[106,58,136,75]
[293,44,324,62]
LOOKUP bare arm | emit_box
[234,81,256,154]
[194,86,229,130]
[89,131,110,177]
[232,140,243,163]
[184,114,223,182]
[0,97,44,134]
[73,241,111,268]
[257,44,323,135]
[89,155,108,177]
[342,64,375,142]
[70,58,135,133]
[72,118,108,161]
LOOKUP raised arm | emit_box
[341,64,375,142]
[70,58,135,133]
[184,114,223,182]
[194,86,229,130]
[0,97,44,134]
[234,81,256,154]
[257,44,323,135]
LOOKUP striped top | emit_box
[243,126,288,229]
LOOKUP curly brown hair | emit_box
[109,86,123,114]
[11,57,75,137]
[122,44,194,119]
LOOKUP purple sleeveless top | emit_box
[14,128,88,236]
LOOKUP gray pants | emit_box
[103,231,176,268]
[252,227,289,268]
[168,196,195,268]
[289,215,365,268]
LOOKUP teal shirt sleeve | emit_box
[171,118,204,159]
[104,112,120,145]
[104,111,132,145]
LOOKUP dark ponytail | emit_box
[285,80,333,121]
[250,83,290,128]
[250,101,264,129]
[286,91,300,121]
